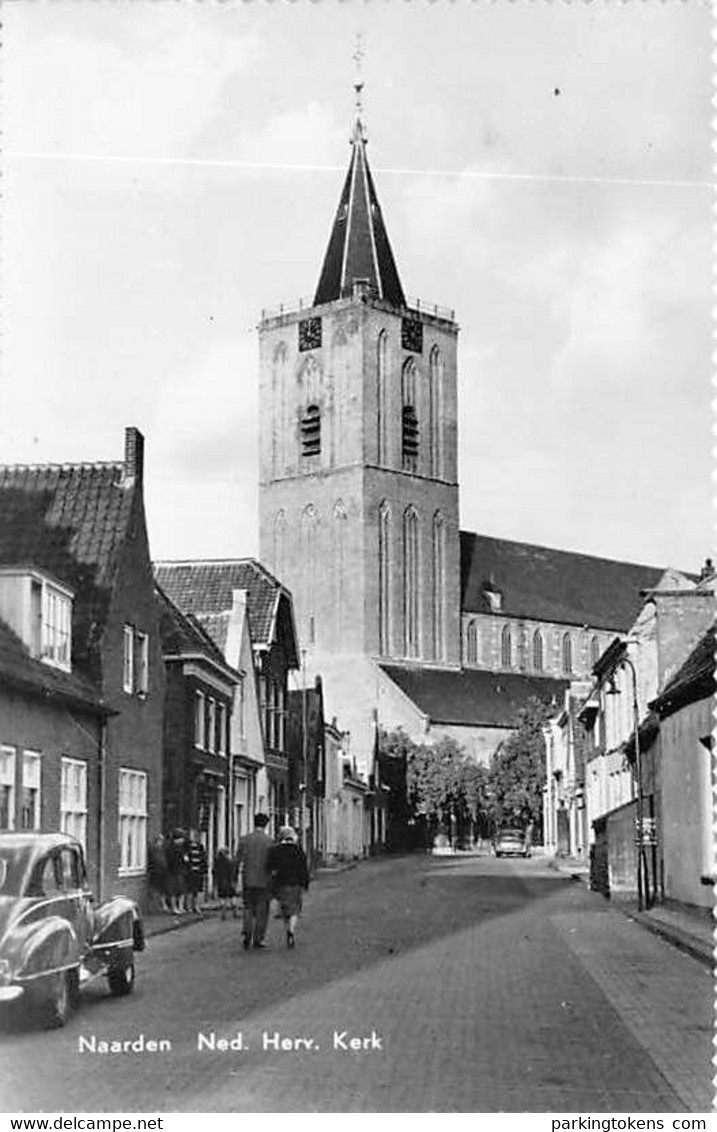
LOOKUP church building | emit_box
[257,98,666,773]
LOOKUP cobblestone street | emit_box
[1,854,712,1113]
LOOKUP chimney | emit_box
[124,427,144,484]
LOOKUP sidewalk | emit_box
[549,854,714,968]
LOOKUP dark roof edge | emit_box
[0,666,113,718]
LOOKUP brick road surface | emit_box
[0,854,712,1113]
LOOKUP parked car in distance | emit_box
[493,827,531,858]
[0,832,144,1028]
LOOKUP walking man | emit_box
[236,813,274,949]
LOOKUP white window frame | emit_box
[0,746,16,831]
[238,677,246,741]
[217,702,227,756]
[61,757,87,850]
[136,631,149,695]
[118,768,147,875]
[41,584,72,671]
[195,691,205,748]
[21,751,41,831]
[123,626,134,693]
[207,697,217,754]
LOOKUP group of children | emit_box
[148,827,208,915]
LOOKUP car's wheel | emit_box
[40,970,74,1029]
[108,955,135,998]
[495,851,502,858]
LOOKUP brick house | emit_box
[286,676,325,863]
[156,584,240,881]
[0,616,111,895]
[0,427,165,904]
[154,559,299,836]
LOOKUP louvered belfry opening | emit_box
[301,404,321,457]
[402,404,419,468]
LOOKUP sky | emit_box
[1,2,712,574]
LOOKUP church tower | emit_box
[258,87,461,765]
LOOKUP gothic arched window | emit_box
[532,629,544,672]
[501,624,513,669]
[402,360,419,472]
[378,501,391,655]
[429,347,443,478]
[273,510,286,581]
[301,504,318,647]
[403,506,420,658]
[590,634,601,668]
[377,331,388,465]
[334,501,347,646]
[271,342,288,475]
[466,620,478,665]
[432,511,445,661]
[562,632,573,674]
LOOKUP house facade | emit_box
[287,677,325,864]
[0,428,165,904]
[648,625,715,909]
[157,585,241,878]
[154,559,300,836]
[0,616,110,894]
[320,720,371,862]
[545,563,714,905]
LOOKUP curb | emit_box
[546,858,712,968]
[619,908,714,971]
[145,909,223,940]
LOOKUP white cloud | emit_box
[4,16,262,161]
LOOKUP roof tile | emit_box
[460,531,667,631]
[380,664,568,728]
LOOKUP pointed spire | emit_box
[313,45,406,310]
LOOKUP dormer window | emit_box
[485,589,503,613]
[29,577,72,672]
[301,404,321,457]
[0,569,74,673]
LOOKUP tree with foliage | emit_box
[379,728,491,847]
[486,696,553,836]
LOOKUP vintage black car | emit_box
[0,832,144,1028]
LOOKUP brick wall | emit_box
[0,686,103,892]
[100,492,165,907]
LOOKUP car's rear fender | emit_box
[5,918,80,983]
[92,897,143,956]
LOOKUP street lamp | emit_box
[607,654,649,912]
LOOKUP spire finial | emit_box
[352,33,366,142]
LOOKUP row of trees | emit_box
[379,697,552,847]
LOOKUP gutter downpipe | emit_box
[98,716,107,904]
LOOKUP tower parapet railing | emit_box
[260,292,455,324]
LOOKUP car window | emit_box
[0,850,29,896]
[60,847,81,889]
[28,854,64,898]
